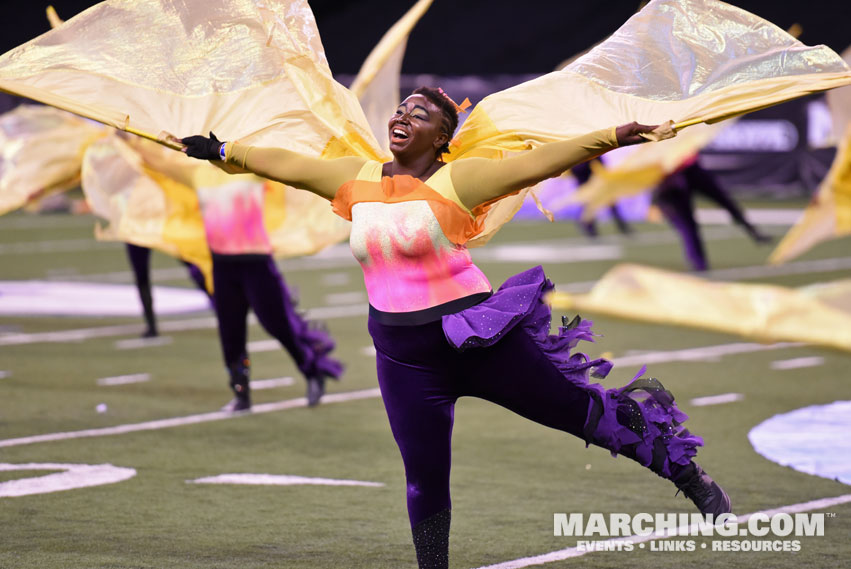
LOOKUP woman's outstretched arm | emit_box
[182,134,367,200]
[450,123,663,210]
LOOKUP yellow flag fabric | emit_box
[768,127,851,264]
[768,46,851,264]
[2,0,850,255]
[0,0,383,159]
[81,134,213,285]
[0,105,105,215]
[0,0,431,292]
[349,0,432,155]
[549,263,851,352]
[447,0,850,243]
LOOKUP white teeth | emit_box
[392,128,407,138]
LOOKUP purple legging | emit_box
[212,256,308,371]
[369,315,681,528]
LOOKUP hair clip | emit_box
[437,87,472,114]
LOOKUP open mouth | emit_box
[390,127,409,143]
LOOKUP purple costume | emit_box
[653,157,769,271]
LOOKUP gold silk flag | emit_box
[768,127,851,264]
[0,105,105,215]
[0,0,384,280]
[349,0,432,155]
[0,0,383,159]
[769,46,851,264]
[448,0,851,243]
[549,263,851,352]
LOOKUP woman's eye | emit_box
[412,112,427,120]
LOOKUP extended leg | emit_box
[685,163,771,243]
[242,257,342,406]
[459,323,729,515]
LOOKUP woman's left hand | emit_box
[615,122,669,146]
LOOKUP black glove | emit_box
[181,131,224,160]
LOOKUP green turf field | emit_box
[1,205,849,568]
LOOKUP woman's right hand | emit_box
[181,132,224,160]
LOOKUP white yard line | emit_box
[610,342,801,367]
[0,388,382,448]
[770,356,825,370]
[689,393,744,407]
[475,493,851,569]
[0,339,813,449]
[97,373,151,386]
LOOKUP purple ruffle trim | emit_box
[442,265,701,478]
[286,293,343,381]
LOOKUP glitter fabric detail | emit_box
[412,508,450,569]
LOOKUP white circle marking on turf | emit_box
[188,473,384,487]
[0,281,209,317]
[0,463,137,497]
[749,400,851,485]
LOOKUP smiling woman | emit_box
[181,86,729,569]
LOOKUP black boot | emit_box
[674,463,732,517]
[412,509,450,569]
[222,359,251,412]
[306,376,325,407]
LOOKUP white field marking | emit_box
[749,401,851,486]
[770,356,826,370]
[0,316,218,347]
[247,339,280,353]
[0,303,369,347]
[610,342,801,368]
[361,345,377,357]
[188,473,384,487]
[0,339,812,449]
[324,291,367,305]
[97,373,151,386]
[689,392,744,407]
[115,336,173,350]
[50,266,200,284]
[476,493,851,569]
[473,244,621,264]
[0,238,119,255]
[0,370,9,379]
[0,463,136,498]
[250,377,295,390]
[0,388,382,448]
[695,208,801,226]
[0,281,209,317]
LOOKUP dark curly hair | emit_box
[411,86,459,156]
